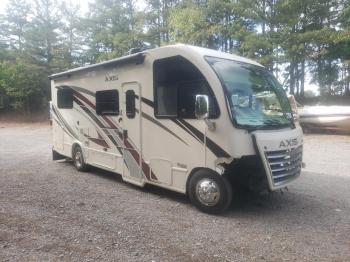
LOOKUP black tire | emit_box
[188,169,232,214]
[301,124,311,134]
[73,145,89,172]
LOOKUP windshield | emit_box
[206,57,292,129]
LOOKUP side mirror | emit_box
[195,94,209,119]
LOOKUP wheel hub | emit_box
[195,178,221,206]
[75,151,82,168]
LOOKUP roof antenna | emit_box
[127,42,153,55]
[128,47,142,55]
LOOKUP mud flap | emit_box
[52,149,66,161]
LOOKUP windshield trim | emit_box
[204,55,294,131]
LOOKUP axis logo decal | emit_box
[105,74,118,82]
[279,138,298,148]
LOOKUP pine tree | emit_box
[0,0,31,51]
[25,0,63,72]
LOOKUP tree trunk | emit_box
[295,63,300,96]
[262,0,266,34]
[300,60,305,98]
[317,51,326,96]
[345,64,350,96]
[289,62,295,95]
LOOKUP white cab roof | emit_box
[50,44,263,80]
[153,44,263,67]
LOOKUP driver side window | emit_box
[153,56,219,119]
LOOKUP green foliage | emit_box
[0,0,30,50]
[169,5,215,46]
[83,0,149,61]
[0,0,349,112]
[0,60,48,111]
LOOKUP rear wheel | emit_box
[188,169,232,214]
[73,145,89,172]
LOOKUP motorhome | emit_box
[50,44,303,213]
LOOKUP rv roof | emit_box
[49,44,263,80]
[49,52,145,80]
[162,44,263,67]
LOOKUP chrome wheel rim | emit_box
[195,178,221,206]
[75,151,83,168]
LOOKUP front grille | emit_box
[265,146,303,186]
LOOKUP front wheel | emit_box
[73,145,89,172]
[188,169,232,214]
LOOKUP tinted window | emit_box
[57,88,73,109]
[126,90,136,118]
[154,56,219,119]
[155,84,177,117]
[96,90,119,115]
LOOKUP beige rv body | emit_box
[50,44,303,198]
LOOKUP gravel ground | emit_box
[0,124,349,261]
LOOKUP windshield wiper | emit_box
[265,118,294,128]
[247,119,290,133]
[263,119,285,125]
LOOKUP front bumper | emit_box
[253,127,303,191]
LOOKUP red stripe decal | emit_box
[88,138,110,148]
[102,116,118,129]
[73,91,118,129]
[74,91,95,109]
[74,91,158,181]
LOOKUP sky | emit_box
[0,0,91,14]
[0,0,319,94]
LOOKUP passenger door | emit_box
[121,82,143,185]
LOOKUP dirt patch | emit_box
[0,125,349,261]
[0,110,49,127]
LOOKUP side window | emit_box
[96,90,119,115]
[153,56,219,119]
[177,80,218,118]
[57,88,73,109]
[125,90,136,118]
[155,84,177,117]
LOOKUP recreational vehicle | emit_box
[49,44,303,213]
[299,105,350,132]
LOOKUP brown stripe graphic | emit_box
[72,91,158,181]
